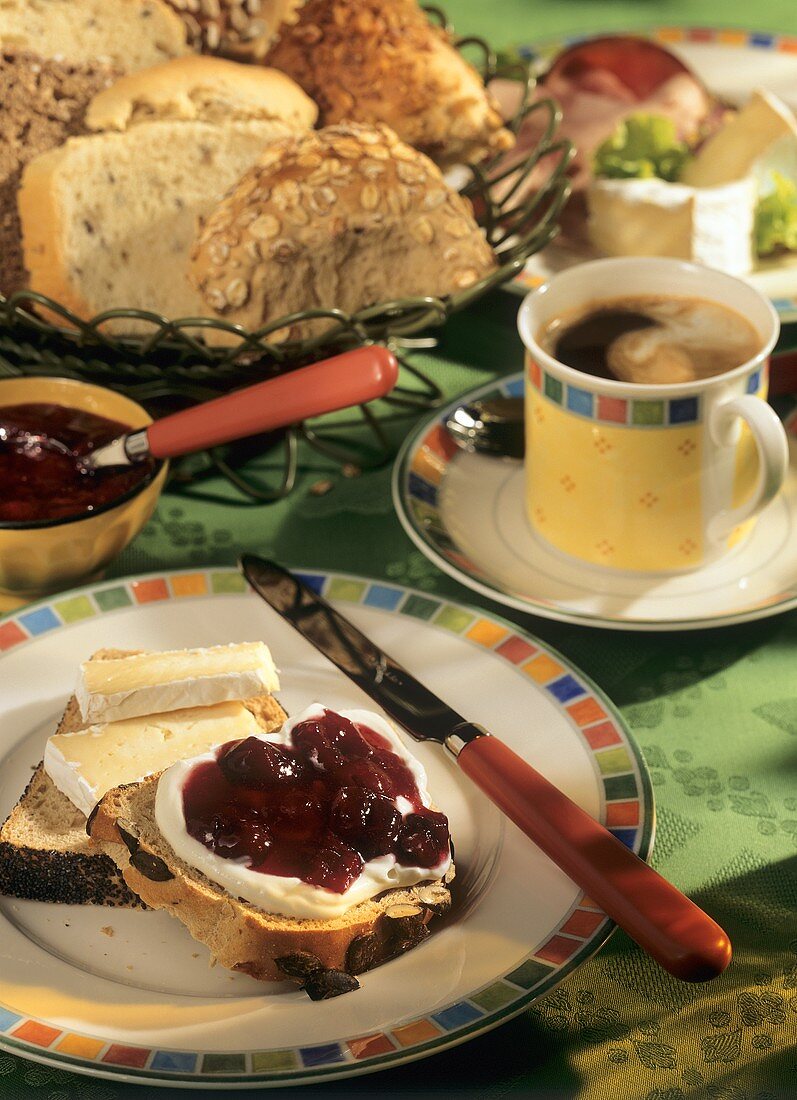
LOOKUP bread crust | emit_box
[86,55,317,131]
[189,121,497,333]
[265,0,514,166]
[163,0,305,60]
[90,773,453,982]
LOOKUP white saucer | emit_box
[393,374,797,631]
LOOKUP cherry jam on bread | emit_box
[0,403,156,524]
[182,709,451,894]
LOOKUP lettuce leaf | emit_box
[593,113,691,182]
[755,171,797,256]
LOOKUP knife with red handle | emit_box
[240,554,732,983]
[84,346,399,469]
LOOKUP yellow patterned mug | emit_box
[518,258,787,574]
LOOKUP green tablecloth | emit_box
[3,4,797,1098]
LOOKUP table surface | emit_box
[3,3,797,1098]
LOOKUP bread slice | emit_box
[0,0,190,72]
[0,49,117,298]
[90,774,453,985]
[18,119,302,332]
[85,55,317,132]
[0,650,287,906]
[265,0,514,167]
[189,122,498,336]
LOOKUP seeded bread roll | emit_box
[89,772,454,986]
[0,50,117,298]
[0,0,190,72]
[189,122,497,334]
[265,0,513,167]
[86,55,317,131]
[164,0,305,60]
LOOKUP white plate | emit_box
[0,567,652,1088]
[509,26,797,321]
[394,376,797,631]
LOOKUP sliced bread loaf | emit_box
[0,0,190,71]
[85,55,317,131]
[0,649,287,906]
[19,119,301,331]
[0,50,117,297]
[89,773,454,985]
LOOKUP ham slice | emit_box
[486,36,720,245]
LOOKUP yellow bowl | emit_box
[0,377,168,608]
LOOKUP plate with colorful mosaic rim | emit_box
[508,26,797,322]
[0,567,653,1089]
[394,375,797,631]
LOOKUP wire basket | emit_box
[0,10,570,400]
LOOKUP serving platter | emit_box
[510,26,797,321]
[0,567,652,1088]
[394,375,797,631]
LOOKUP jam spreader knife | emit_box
[240,554,732,983]
[83,347,398,469]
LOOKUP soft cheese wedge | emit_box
[587,176,757,276]
[682,90,797,187]
[76,642,280,724]
[44,700,265,816]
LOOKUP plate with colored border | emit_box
[0,567,652,1089]
[393,375,797,631]
[507,26,797,323]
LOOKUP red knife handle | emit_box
[457,734,731,982]
[146,346,399,459]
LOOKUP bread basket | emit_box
[0,12,569,398]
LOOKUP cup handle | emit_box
[708,395,790,540]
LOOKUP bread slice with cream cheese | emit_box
[89,773,454,991]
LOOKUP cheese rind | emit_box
[682,90,797,187]
[76,643,280,723]
[44,701,263,816]
[587,176,756,276]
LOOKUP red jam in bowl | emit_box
[182,708,451,894]
[0,403,157,524]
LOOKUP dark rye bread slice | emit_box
[0,50,118,297]
[89,774,454,983]
[0,649,287,906]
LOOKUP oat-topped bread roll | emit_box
[0,0,190,71]
[265,0,513,167]
[0,50,117,298]
[163,0,305,60]
[19,56,315,331]
[189,122,498,332]
[86,55,317,131]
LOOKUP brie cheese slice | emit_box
[587,175,756,276]
[45,700,263,816]
[682,89,797,187]
[76,642,280,724]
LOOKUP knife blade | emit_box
[240,554,731,983]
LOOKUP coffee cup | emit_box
[517,258,787,574]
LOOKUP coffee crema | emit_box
[539,295,761,385]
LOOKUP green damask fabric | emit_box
[2,3,797,1096]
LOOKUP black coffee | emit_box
[540,295,760,385]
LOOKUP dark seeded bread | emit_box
[0,649,287,907]
[0,50,118,297]
[90,774,454,982]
